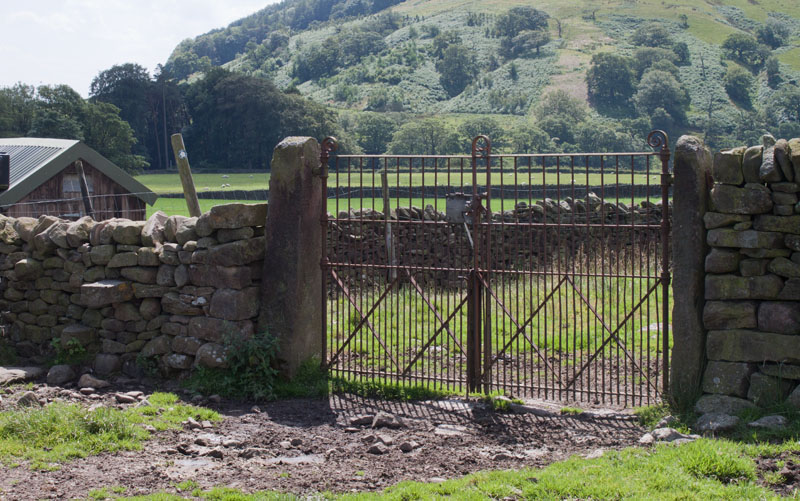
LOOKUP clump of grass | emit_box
[0,392,218,470]
[680,440,757,483]
[560,406,584,415]
[330,377,454,401]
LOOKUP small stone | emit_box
[201,420,213,429]
[46,365,76,386]
[350,414,374,426]
[367,443,387,455]
[79,387,95,395]
[638,433,655,445]
[78,374,111,390]
[279,440,291,449]
[115,393,137,404]
[656,415,677,428]
[290,438,303,446]
[185,417,201,430]
[694,394,757,415]
[17,391,41,407]
[376,434,393,446]
[399,441,419,452]
[372,411,404,429]
[695,413,740,434]
[748,415,787,430]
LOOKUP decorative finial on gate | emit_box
[316,137,338,177]
[471,135,491,158]
[647,130,669,153]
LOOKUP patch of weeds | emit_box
[634,403,694,433]
[560,406,584,416]
[274,358,329,399]
[680,440,756,484]
[136,353,161,378]
[762,470,786,486]
[88,486,127,499]
[329,377,453,401]
[184,331,279,401]
[49,337,87,365]
[0,392,218,469]
[176,479,198,492]
[279,472,291,479]
[355,470,365,477]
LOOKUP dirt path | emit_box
[0,384,645,499]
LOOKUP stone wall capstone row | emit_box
[0,203,268,379]
[696,133,800,417]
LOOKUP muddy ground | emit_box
[0,379,646,500]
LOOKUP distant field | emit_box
[136,172,268,194]
[137,169,661,194]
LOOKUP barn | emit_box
[0,138,157,221]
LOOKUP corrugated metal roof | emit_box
[0,138,78,185]
[0,138,156,206]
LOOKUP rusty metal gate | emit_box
[319,131,671,406]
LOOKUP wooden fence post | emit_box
[170,133,202,217]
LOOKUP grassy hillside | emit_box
[167,0,800,153]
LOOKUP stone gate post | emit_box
[257,137,323,377]
[671,135,712,406]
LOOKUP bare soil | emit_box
[755,451,800,497]
[0,380,645,500]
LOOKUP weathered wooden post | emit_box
[257,137,324,377]
[74,160,95,219]
[170,133,202,217]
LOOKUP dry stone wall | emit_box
[0,203,268,379]
[696,134,800,416]
[329,193,669,287]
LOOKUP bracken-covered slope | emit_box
[166,0,800,151]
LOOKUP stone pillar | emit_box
[670,135,712,406]
[258,137,323,377]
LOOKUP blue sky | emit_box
[1,0,279,96]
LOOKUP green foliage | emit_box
[634,69,691,124]
[0,81,148,173]
[329,377,453,401]
[387,118,460,155]
[632,47,679,79]
[680,440,756,483]
[49,338,87,366]
[183,68,342,170]
[764,83,800,123]
[458,116,505,148]
[273,359,330,399]
[353,113,397,154]
[586,53,636,108]
[723,66,754,108]
[508,124,554,153]
[766,56,782,89]
[631,22,675,48]
[184,330,279,401]
[494,6,549,39]
[721,33,768,68]
[0,393,218,469]
[436,44,479,96]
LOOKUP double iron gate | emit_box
[319,131,672,407]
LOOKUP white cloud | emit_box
[0,0,278,96]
